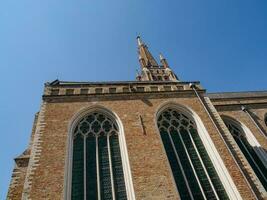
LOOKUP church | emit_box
[7,37,267,200]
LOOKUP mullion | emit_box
[242,138,267,182]
[160,131,192,200]
[235,138,267,190]
[180,128,217,200]
[170,129,204,200]
[190,129,229,199]
[98,136,113,200]
[72,134,84,200]
[72,113,128,200]
[86,136,98,199]
[110,134,127,200]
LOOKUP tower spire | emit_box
[159,53,169,68]
[137,36,143,46]
[137,36,159,68]
[136,36,179,82]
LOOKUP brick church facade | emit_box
[7,37,267,200]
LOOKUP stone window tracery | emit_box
[157,108,229,200]
[224,119,267,191]
[71,112,127,200]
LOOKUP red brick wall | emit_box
[8,92,261,199]
[22,94,254,199]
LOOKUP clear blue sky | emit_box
[0,0,266,198]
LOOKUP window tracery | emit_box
[157,108,229,200]
[224,119,267,191]
[71,112,127,200]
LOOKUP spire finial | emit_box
[159,53,164,60]
[137,35,143,46]
[159,53,169,68]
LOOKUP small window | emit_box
[109,88,117,93]
[122,87,130,93]
[80,88,88,95]
[164,86,172,91]
[150,86,158,92]
[136,87,145,92]
[164,76,169,80]
[66,89,74,95]
[95,88,103,94]
[265,114,267,126]
[51,89,59,95]
[157,76,162,81]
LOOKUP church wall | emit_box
[23,92,256,199]
[7,159,29,199]
[210,98,267,198]
[212,103,267,149]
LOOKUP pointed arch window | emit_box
[157,108,229,200]
[223,118,267,190]
[71,112,128,200]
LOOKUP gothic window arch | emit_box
[157,107,231,200]
[67,108,135,200]
[223,117,267,191]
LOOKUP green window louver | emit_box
[158,108,229,200]
[71,112,127,200]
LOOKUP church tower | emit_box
[136,36,178,82]
[7,38,267,200]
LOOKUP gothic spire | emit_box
[137,36,159,68]
[159,53,169,68]
[136,36,179,82]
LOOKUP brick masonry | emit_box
[7,83,267,200]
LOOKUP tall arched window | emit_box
[157,108,229,200]
[71,111,128,200]
[264,114,267,127]
[223,118,267,191]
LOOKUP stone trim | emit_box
[205,98,266,199]
[21,102,47,200]
[44,81,203,96]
